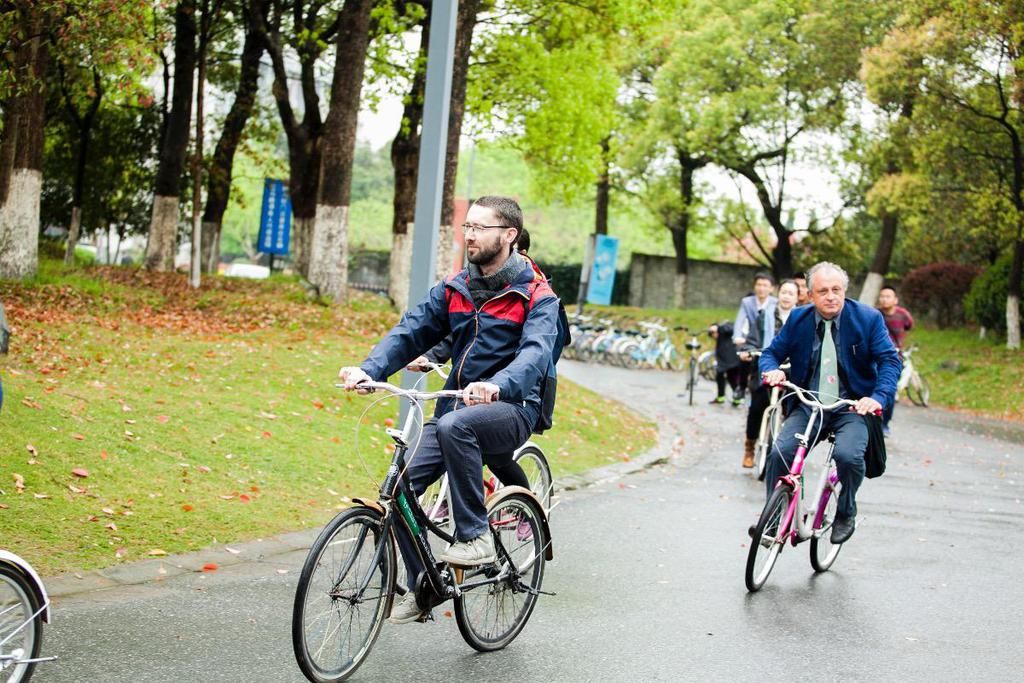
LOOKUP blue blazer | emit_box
[758,299,902,408]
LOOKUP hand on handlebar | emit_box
[338,366,372,393]
[761,369,786,387]
[464,381,499,406]
[406,356,431,372]
[851,396,883,416]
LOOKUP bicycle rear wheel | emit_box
[906,372,930,407]
[0,564,42,683]
[513,445,553,512]
[455,491,547,652]
[745,487,791,592]
[293,506,395,683]
[810,479,843,572]
[755,404,782,482]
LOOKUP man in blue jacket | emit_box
[340,196,561,623]
[759,262,901,544]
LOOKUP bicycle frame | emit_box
[773,410,839,546]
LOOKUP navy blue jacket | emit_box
[361,262,560,425]
[758,299,902,408]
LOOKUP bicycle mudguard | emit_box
[0,550,51,623]
[484,485,554,561]
[350,498,386,517]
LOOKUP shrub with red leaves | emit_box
[900,262,981,328]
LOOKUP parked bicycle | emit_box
[1,550,56,682]
[745,382,858,592]
[681,328,702,406]
[292,381,552,682]
[896,345,929,407]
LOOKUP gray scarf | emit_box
[467,251,527,306]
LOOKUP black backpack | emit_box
[522,288,571,434]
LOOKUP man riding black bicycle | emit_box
[339,196,561,624]
[758,262,901,544]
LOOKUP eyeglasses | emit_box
[461,223,508,235]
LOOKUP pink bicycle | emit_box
[745,381,857,592]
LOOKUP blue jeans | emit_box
[764,404,868,519]
[394,401,532,589]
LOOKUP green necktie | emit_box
[818,319,840,405]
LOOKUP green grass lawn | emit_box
[0,263,655,575]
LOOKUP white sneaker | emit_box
[439,533,496,566]
[388,591,425,624]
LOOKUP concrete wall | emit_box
[628,253,766,309]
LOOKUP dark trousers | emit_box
[746,384,771,440]
[715,367,742,398]
[764,405,868,519]
[394,401,532,589]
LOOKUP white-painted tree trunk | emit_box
[673,272,688,309]
[0,169,42,279]
[201,220,220,273]
[1008,294,1021,350]
[859,271,884,306]
[291,216,313,278]
[64,205,82,265]
[389,227,414,311]
[144,195,180,272]
[437,223,456,280]
[307,204,348,303]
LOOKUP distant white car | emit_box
[224,263,270,279]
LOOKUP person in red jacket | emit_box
[877,285,914,435]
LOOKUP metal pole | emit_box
[401,0,458,407]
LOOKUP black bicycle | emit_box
[292,381,553,682]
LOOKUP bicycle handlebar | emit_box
[772,380,858,412]
[336,381,465,402]
[409,360,450,380]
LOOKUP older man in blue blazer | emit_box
[759,262,901,544]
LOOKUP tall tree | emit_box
[305,0,373,302]
[0,2,49,279]
[200,0,268,273]
[144,0,197,271]
[862,1,1024,348]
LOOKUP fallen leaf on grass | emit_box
[261,431,272,439]
[68,484,86,494]
[102,507,115,515]
[13,474,25,491]
[26,444,38,457]
[239,494,251,503]
[156,415,170,424]
[71,468,89,478]
[71,433,86,441]
[100,450,109,460]
[197,465,211,474]
[182,504,194,512]
[33,493,50,499]
[115,547,128,559]
[220,494,235,500]
[21,398,42,409]
[0,504,8,509]
[106,522,118,531]
[148,549,168,556]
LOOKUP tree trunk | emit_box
[439,0,481,277]
[0,8,48,280]
[595,137,611,236]
[732,162,791,278]
[63,73,101,266]
[858,210,897,306]
[389,15,429,308]
[1008,232,1022,350]
[200,1,266,273]
[307,0,373,302]
[145,0,196,272]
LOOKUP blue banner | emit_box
[258,179,292,255]
[587,234,619,305]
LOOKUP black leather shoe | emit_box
[830,516,856,544]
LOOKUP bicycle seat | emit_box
[685,339,701,350]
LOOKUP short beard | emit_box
[467,240,505,268]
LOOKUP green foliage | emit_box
[965,254,1022,334]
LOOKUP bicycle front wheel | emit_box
[513,445,553,512]
[745,487,791,592]
[906,372,930,407]
[687,359,697,406]
[810,479,843,572]
[455,491,547,652]
[293,506,396,683]
[0,564,42,683]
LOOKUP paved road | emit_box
[40,360,1023,681]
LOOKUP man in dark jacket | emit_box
[759,262,901,544]
[340,196,561,623]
